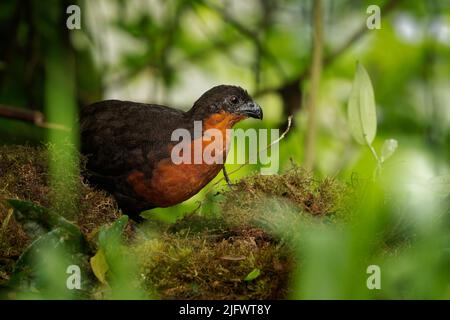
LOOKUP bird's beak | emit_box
[236,101,263,120]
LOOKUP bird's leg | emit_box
[222,166,234,188]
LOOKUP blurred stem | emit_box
[45,36,79,219]
[303,0,323,171]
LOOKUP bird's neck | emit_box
[203,111,245,132]
[193,111,245,163]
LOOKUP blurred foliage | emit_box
[5,200,92,299]
[0,0,449,300]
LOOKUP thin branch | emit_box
[216,115,293,185]
[222,166,233,187]
[195,115,293,211]
[0,104,70,131]
[0,104,43,124]
[205,1,287,79]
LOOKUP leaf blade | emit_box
[244,268,261,281]
[348,62,377,145]
[380,139,398,162]
[90,249,109,285]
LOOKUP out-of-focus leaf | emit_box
[5,200,91,297]
[90,215,143,298]
[98,215,129,250]
[8,226,91,298]
[244,268,261,281]
[348,62,377,145]
[93,216,128,283]
[90,249,109,284]
[380,139,398,162]
[13,228,86,275]
[7,199,81,240]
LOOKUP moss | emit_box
[132,232,292,299]
[0,146,48,264]
[219,166,346,235]
[131,166,347,299]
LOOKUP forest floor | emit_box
[0,145,348,299]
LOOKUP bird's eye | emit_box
[230,96,239,104]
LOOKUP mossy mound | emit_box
[0,145,348,299]
[220,167,347,236]
[133,232,292,299]
[0,145,121,231]
[130,168,346,299]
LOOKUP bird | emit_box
[80,85,263,221]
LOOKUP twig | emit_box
[0,104,43,124]
[222,166,233,188]
[214,115,293,187]
[195,115,293,211]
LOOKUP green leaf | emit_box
[93,216,129,285]
[380,139,398,162]
[244,268,261,281]
[5,200,91,297]
[90,249,109,284]
[8,226,91,298]
[347,62,377,145]
[13,227,86,274]
[98,215,129,250]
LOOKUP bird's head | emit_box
[188,85,263,123]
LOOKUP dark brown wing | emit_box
[81,100,185,175]
[80,99,187,216]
